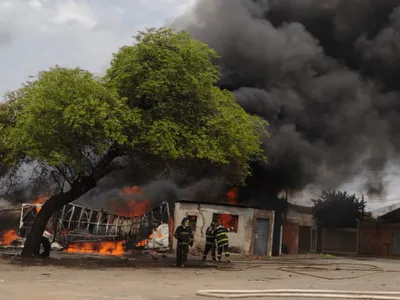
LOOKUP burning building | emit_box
[2,192,279,258]
[173,200,275,256]
[1,184,308,258]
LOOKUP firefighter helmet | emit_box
[181,217,189,226]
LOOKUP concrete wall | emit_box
[173,202,274,256]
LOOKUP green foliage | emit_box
[105,28,220,107]
[105,28,268,183]
[2,27,267,187]
[312,190,365,228]
[4,67,140,171]
[0,100,14,170]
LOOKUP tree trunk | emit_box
[21,180,96,257]
[21,145,122,258]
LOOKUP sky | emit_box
[0,0,195,97]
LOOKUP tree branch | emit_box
[51,170,64,194]
[55,165,73,187]
[64,164,77,182]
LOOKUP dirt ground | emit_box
[1,251,400,300]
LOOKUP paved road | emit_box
[1,253,400,300]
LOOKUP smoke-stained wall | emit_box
[173,201,274,256]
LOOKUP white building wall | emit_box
[173,202,270,255]
[172,202,274,255]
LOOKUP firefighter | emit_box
[173,217,194,267]
[202,221,217,261]
[213,222,234,262]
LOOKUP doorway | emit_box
[298,226,311,253]
[254,218,270,255]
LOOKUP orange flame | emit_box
[122,186,141,194]
[0,230,18,246]
[108,186,150,217]
[226,187,238,205]
[135,232,158,247]
[32,195,49,213]
[216,214,238,232]
[136,240,147,247]
[65,240,125,256]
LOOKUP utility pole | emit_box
[361,194,365,221]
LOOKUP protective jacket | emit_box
[205,226,216,245]
[174,224,193,246]
[213,225,232,247]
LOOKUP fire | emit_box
[135,229,163,248]
[108,186,150,217]
[32,195,49,213]
[0,230,18,246]
[226,187,238,205]
[135,232,157,247]
[136,239,147,247]
[122,186,141,194]
[65,240,125,256]
[216,214,238,232]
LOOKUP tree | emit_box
[1,67,135,257]
[0,27,267,257]
[311,190,365,228]
[104,28,267,182]
[0,91,26,192]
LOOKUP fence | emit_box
[322,228,358,254]
[359,222,400,257]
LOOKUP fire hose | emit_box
[214,261,395,280]
[195,261,400,298]
[195,289,400,299]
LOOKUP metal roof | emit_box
[370,202,400,219]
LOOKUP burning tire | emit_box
[38,236,51,258]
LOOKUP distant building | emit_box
[359,203,400,257]
[282,203,315,254]
[370,203,400,220]
[173,200,275,256]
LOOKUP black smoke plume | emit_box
[74,159,228,213]
[6,0,400,213]
[172,0,400,204]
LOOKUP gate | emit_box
[322,228,358,254]
[392,231,400,255]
